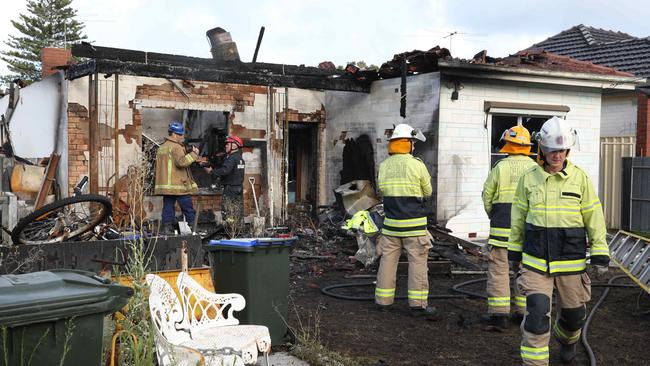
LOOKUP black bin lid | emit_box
[0,269,133,327]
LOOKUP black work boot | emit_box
[376,304,393,313]
[480,314,508,329]
[560,343,577,364]
[410,306,441,321]
[511,312,524,325]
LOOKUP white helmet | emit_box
[390,123,426,142]
[535,116,578,154]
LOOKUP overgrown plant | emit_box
[222,199,248,239]
[283,299,360,366]
[109,158,157,365]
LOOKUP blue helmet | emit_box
[168,121,184,135]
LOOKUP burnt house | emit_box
[23,36,643,240]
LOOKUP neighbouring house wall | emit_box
[637,90,650,156]
[324,72,441,214]
[438,76,603,239]
[601,93,637,137]
[67,76,325,224]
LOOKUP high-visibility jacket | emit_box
[508,160,609,276]
[483,155,536,247]
[154,138,199,195]
[345,210,379,234]
[378,153,432,237]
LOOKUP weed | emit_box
[283,298,360,366]
[58,319,75,366]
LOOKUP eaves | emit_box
[438,60,645,91]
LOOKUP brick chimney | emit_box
[637,89,650,156]
[41,47,73,78]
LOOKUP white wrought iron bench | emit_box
[176,271,272,365]
[146,273,270,365]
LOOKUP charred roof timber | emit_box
[68,43,370,92]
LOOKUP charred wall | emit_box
[323,72,441,216]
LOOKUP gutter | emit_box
[438,60,646,89]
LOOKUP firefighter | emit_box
[482,125,536,329]
[154,121,199,234]
[508,117,609,365]
[204,135,246,222]
[375,123,438,319]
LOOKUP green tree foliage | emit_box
[1,0,86,85]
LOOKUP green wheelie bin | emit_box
[206,237,296,345]
[0,269,133,366]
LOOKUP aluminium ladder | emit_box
[608,230,650,294]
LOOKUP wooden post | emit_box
[181,240,188,273]
[34,153,61,210]
[89,72,99,194]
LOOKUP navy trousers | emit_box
[162,195,196,224]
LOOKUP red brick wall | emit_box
[134,83,266,106]
[67,103,90,195]
[192,195,221,212]
[41,48,72,78]
[637,91,650,156]
[135,81,269,217]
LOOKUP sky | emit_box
[1,0,649,76]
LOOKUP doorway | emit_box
[288,122,318,204]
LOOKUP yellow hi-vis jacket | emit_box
[378,153,432,237]
[508,160,609,276]
[483,155,536,248]
[154,138,199,196]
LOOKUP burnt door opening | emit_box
[288,123,317,204]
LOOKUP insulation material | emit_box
[0,73,63,158]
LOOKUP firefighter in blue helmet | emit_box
[154,121,199,234]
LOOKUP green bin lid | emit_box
[0,269,134,327]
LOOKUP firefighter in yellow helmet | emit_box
[375,123,439,320]
[508,117,609,365]
[481,125,536,328]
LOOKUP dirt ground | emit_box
[286,239,650,366]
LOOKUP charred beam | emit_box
[67,59,370,93]
[72,43,344,77]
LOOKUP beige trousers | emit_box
[375,234,431,308]
[486,246,525,315]
[516,268,591,366]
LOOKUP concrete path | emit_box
[254,351,309,366]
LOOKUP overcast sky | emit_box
[1,0,649,76]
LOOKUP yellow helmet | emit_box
[499,125,533,155]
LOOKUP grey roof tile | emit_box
[527,24,650,77]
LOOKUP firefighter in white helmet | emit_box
[375,123,439,320]
[481,125,536,329]
[508,117,609,365]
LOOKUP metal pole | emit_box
[89,72,99,194]
[113,74,120,207]
[283,87,289,222]
[252,26,265,63]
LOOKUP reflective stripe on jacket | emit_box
[508,160,609,276]
[482,155,536,247]
[378,153,431,237]
[154,138,199,195]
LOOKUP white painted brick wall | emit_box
[601,93,637,137]
[438,77,603,239]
